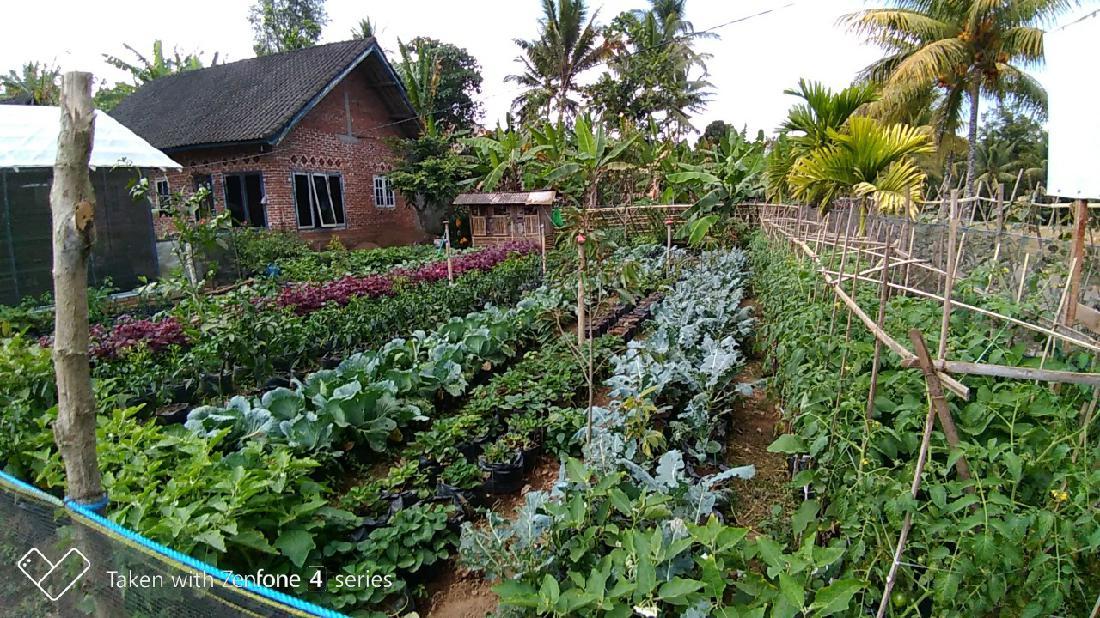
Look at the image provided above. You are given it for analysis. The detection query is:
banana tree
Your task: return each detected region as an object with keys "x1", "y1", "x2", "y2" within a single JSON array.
[
  {"x1": 397, "y1": 38, "x2": 442, "y2": 136},
  {"x1": 666, "y1": 128, "x2": 765, "y2": 245},
  {"x1": 545, "y1": 114, "x2": 635, "y2": 212},
  {"x1": 462, "y1": 126, "x2": 548, "y2": 192}
]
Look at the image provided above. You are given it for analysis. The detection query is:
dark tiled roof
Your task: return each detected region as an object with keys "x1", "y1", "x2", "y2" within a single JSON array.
[
  {"x1": 0, "y1": 93, "x2": 36, "y2": 105},
  {"x1": 112, "y1": 38, "x2": 417, "y2": 152}
]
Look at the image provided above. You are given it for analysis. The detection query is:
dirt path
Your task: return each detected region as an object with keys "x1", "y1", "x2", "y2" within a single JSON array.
[{"x1": 725, "y1": 305, "x2": 797, "y2": 532}]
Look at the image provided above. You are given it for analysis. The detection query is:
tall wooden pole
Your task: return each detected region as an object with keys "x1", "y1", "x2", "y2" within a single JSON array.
[
  {"x1": 938, "y1": 190, "x2": 959, "y2": 361},
  {"x1": 444, "y1": 220, "x2": 454, "y2": 285},
  {"x1": 50, "y1": 72, "x2": 105, "y2": 509},
  {"x1": 1065, "y1": 199, "x2": 1088, "y2": 338},
  {"x1": 577, "y1": 235, "x2": 586, "y2": 347}
]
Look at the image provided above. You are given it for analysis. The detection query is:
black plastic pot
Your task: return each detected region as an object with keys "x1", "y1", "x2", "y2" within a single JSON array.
[
  {"x1": 521, "y1": 444, "x2": 542, "y2": 473},
  {"x1": 457, "y1": 441, "x2": 482, "y2": 463},
  {"x1": 479, "y1": 451, "x2": 525, "y2": 494},
  {"x1": 263, "y1": 375, "x2": 292, "y2": 389},
  {"x1": 418, "y1": 456, "x2": 443, "y2": 484},
  {"x1": 154, "y1": 403, "x2": 190, "y2": 425},
  {"x1": 168, "y1": 383, "x2": 196, "y2": 405}
]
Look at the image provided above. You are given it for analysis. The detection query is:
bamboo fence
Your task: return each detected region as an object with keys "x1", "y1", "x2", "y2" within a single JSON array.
[{"x1": 751, "y1": 197, "x2": 1098, "y2": 612}]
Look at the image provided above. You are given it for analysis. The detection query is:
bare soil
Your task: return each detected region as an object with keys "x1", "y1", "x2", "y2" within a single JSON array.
[
  {"x1": 725, "y1": 303, "x2": 797, "y2": 532},
  {"x1": 423, "y1": 454, "x2": 561, "y2": 618}
]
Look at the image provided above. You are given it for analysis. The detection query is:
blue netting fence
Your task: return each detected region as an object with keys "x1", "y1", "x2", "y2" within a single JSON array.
[{"x1": 0, "y1": 470, "x2": 345, "y2": 618}]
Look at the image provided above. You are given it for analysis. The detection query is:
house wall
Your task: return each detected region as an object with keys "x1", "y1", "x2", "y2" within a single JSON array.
[{"x1": 153, "y1": 65, "x2": 426, "y2": 249}]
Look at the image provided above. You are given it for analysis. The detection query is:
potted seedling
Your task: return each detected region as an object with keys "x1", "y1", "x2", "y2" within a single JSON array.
[
  {"x1": 478, "y1": 440, "x2": 525, "y2": 494},
  {"x1": 501, "y1": 431, "x2": 541, "y2": 472}
]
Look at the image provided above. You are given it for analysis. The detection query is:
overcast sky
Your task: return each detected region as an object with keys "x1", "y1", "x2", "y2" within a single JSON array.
[{"x1": 1, "y1": 1, "x2": 1089, "y2": 136}]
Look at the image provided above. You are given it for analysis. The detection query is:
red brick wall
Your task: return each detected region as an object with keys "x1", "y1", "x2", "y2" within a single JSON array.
[{"x1": 152, "y1": 64, "x2": 426, "y2": 249}]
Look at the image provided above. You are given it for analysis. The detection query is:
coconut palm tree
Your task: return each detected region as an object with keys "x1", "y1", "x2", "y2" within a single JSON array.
[
  {"x1": 508, "y1": 0, "x2": 610, "y2": 124},
  {"x1": 845, "y1": 1, "x2": 1071, "y2": 198}
]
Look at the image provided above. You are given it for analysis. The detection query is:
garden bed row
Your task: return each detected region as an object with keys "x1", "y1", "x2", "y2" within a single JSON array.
[
  {"x1": 0, "y1": 244, "x2": 541, "y2": 456},
  {"x1": 454, "y1": 248, "x2": 848, "y2": 617},
  {"x1": 750, "y1": 232, "x2": 1100, "y2": 617}
]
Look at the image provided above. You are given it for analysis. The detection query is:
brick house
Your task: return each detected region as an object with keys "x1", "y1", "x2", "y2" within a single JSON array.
[{"x1": 112, "y1": 38, "x2": 427, "y2": 248}]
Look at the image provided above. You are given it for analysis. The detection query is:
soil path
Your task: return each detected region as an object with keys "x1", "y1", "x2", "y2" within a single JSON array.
[{"x1": 725, "y1": 301, "x2": 796, "y2": 531}]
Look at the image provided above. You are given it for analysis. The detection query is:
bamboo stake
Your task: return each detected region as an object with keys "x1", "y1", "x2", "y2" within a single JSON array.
[
  {"x1": 1039, "y1": 258, "x2": 1078, "y2": 376},
  {"x1": 444, "y1": 221, "x2": 454, "y2": 285},
  {"x1": 825, "y1": 271, "x2": 1100, "y2": 354},
  {"x1": 898, "y1": 358, "x2": 1100, "y2": 387},
  {"x1": 876, "y1": 329, "x2": 941, "y2": 618},
  {"x1": 782, "y1": 228, "x2": 970, "y2": 398},
  {"x1": 904, "y1": 225, "x2": 916, "y2": 290},
  {"x1": 50, "y1": 72, "x2": 105, "y2": 509},
  {"x1": 829, "y1": 209, "x2": 853, "y2": 337},
  {"x1": 1016, "y1": 253, "x2": 1031, "y2": 303},
  {"x1": 866, "y1": 234, "x2": 893, "y2": 420},
  {"x1": 938, "y1": 191, "x2": 960, "y2": 361}
]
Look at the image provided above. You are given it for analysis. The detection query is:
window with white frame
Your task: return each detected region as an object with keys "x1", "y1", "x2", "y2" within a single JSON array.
[
  {"x1": 373, "y1": 175, "x2": 396, "y2": 208},
  {"x1": 293, "y1": 172, "x2": 345, "y2": 228},
  {"x1": 154, "y1": 179, "x2": 170, "y2": 210}
]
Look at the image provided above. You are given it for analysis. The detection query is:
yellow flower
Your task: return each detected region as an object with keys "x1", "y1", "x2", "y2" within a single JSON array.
[
  {"x1": 1050, "y1": 489, "x2": 1069, "y2": 503},
  {"x1": 860, "y1": 457, "x2": 870, "y2": 466}
]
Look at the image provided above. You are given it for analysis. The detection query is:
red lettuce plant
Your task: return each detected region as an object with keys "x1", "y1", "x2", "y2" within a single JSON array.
[
  {"x1": 276, "y1": 242, "x2": 536, "y2": 315},
  {"x1": 40, "y1": 316, "x2": 190, "y2": 359}
]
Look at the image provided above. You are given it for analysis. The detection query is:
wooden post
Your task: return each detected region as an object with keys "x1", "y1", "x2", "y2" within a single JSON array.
[
  {"x1": 876, "y1": 331, "x2": 941, "y2": 618},
  {"x1": 938, "y1": 190, "x2": 959, "y2": 361},
  {"x1": 539, "y1": 221, "x2": 547, "y2": 276},
  {"x1": 995, "y1": 183, "x2": 1006, "y2": 236},
  {"x1": 1065, "y1": 199, "x2": 1088, "y2": 337},
  {"x1": 444, "y1": 220, "x2": 454, "y2": 285},
  {"x1": 50, "y1": 72, "x2": 105, "y2": 509},
  {"x1": 865, "y1": 233, "x2": 893, "y2": 420},
  {"x1": 665, "y1": 218, "x2": 673, "y2": 273},
  {"x1": 577, "y1": 235, "x2": 586, "y2": 347}
]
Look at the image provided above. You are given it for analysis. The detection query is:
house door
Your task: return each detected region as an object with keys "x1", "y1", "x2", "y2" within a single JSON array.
[{"x1": 223, "y1": 173, "x2": 266, "y2": 227}]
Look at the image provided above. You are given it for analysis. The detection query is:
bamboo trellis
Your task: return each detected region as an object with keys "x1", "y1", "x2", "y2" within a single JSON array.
[{"x1": 753, "y1": 202, "x2": 1100, "y2": 391}]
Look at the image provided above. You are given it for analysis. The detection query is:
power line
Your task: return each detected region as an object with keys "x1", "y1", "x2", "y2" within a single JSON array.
[{"x1": 361, "y1": 0, "x2": 804, "y2": 133}]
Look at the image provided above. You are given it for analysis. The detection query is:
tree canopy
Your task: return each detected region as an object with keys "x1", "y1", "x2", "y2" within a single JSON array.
[
  {"x1": 398, "y1": 38, "x2": 483, "y2": 131},
  {"x1": 249, "y1": 0, "x2": 328, "y2": 56}
]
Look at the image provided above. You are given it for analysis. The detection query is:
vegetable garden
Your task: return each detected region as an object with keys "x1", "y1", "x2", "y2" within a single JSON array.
[{"x1": 2, "y1": 202, "x2": 1099, "y2": 616}]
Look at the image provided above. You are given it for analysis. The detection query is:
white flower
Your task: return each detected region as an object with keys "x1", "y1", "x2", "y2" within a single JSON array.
[{"x1": 633, "y1": 605, "x2": 659, "y2": 617}]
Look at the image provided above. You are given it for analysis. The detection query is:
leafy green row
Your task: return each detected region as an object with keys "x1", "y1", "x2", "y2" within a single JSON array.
[
  {"x1": 183, "y1": 289, "x2": 562, "y2": 457},
  {"x1": 752, "y1": 232, "x2": 1100, "y2": 616},
  {"x1": 457, "y1": 248, "x2": 865, "y2": 617},
  {"x1": 320, "y1": 336, "x2": 624, "y2": 612}
]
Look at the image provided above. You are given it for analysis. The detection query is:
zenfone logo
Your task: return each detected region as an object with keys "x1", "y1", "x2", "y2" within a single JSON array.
[{"x1": 17, "y1": 547, "x2": 91, "y2": 601}]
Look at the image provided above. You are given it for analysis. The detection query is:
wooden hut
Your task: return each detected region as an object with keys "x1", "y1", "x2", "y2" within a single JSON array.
[{"x1": 454, "y1": 191, "x2": 556, "y2": 247}]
